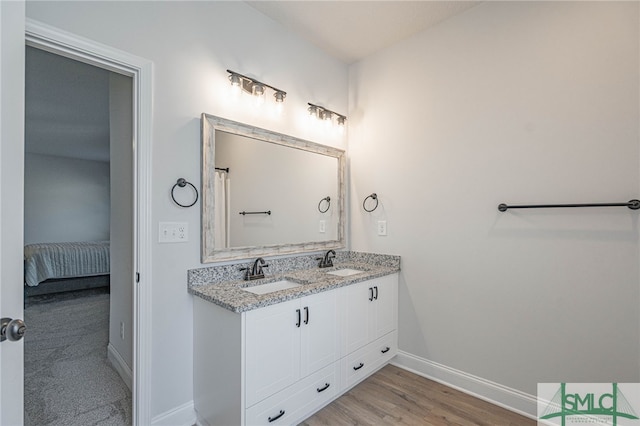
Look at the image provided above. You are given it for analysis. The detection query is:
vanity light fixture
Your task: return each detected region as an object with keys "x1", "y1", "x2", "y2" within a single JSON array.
[
  {"x1": 227, "y1": 69, "x2": 286, "y2": 104},
  {"x1": 307, "y1": 103, "x2": 347, "y2": 129}
]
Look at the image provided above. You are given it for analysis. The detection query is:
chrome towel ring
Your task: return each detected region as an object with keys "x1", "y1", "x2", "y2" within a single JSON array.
[
  {"x1": 171, "y1": 178, "x2": 198, "y2": 208},
  {"x1": 363, "y1": 193, "x2": 378, "y2": 212},
  {"x1": 318, "y1": 196, "x2": 331, "y2": 213}
]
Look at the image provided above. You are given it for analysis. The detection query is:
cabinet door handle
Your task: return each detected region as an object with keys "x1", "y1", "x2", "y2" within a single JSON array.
[
  {"x1": 268, "y1": 410, "x2": 285, "y2": 423},
  {"x1": 353, "y1": 362, "x2": 364, "y2": 371},
  {"x1": 374, "y1": 286, "x2": 379, "y2": 300},
  {"x1": 381, "y1": 346, "x2": 390, "y2": 354},
  {"x1": 304, "y1": 306, "x2": 309, "y2": 325},
  {"x1": 317, "y1": 383, "x2": 330, "y2": 393},
  {"x1": 295, "y1": 309, "x2": 301, "y2": 327},
  {"x1": 369, "y1": 287, "x2": 374, "y2": 301}
]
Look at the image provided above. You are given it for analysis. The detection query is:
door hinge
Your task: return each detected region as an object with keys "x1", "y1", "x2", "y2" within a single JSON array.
[{"x1": 136, "y1": 272, "x2": 140, "y2": 283}]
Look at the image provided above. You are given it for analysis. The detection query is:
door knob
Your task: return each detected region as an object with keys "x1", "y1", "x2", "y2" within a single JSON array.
[{"x1": 1, "y1": 317, "x2": 26, "y2": 342}]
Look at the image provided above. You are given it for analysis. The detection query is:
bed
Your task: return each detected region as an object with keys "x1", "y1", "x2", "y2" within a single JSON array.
[{"x1": 24, "y1": 241, "x2": 110, "y2": 296}]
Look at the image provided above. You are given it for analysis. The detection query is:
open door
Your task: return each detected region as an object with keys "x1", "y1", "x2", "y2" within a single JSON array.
[{"x1": 0, "y1": 1, "x2": 26, "y2": 425}]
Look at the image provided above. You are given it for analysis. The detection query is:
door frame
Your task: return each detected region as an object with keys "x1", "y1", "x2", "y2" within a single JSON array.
[{"x1": 25, "y1": 19, "x2": 153, "y2": 425}]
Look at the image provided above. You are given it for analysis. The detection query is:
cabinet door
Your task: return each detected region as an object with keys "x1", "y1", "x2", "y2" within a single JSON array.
[
  {"x1": 343, "y1": 280, "x2": 372, "y2": 354},
  {"x1": 245, "y1": 298, "x2": 301, "y2": 407},
  {"x1": 370, "y1": 274, "x2": 398, "y2": 340},
  {"x1": 299, "y1": 290, "x2": 339, "y2": 377}
]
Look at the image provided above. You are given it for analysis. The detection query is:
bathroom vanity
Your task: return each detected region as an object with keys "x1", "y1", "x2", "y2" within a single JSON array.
[
  {"x1": 193, "y1": 115, "x2": 398, "y2": 425},
  {"x1": 189, "y1": 252, "x2": 399, "y2": 426}
]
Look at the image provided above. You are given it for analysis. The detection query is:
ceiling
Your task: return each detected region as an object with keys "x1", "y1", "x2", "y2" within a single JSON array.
[{"x1": 245, "y1": 1, "x2": 480, "y2": 64}]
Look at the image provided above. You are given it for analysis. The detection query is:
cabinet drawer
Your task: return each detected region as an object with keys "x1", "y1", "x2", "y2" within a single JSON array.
[
  {"x1": 245, "y1": 362, "x2": 339, "y2": 426},
  {"x1": 343, "y1": 330, "x2": 397, "y2": 390}
]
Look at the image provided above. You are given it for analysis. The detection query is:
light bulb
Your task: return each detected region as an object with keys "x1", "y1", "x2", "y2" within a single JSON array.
[
  {"x1": 229, "y1": 74, "x2": 242, "y2": 97},
  {"x1": 252, "y1": 83, "x2": 265, "y2": 97},
  {"x1": 229, "y1": 73, "x2": 241, "y2": 87},
  {"x1": 252, "y1": 83, "x2": 265, "y2": 105},
  {"x1": 274, "y1": 91, "x2": 286, "y2": 103},
  {"x1": 320, "y1": 110, "x2": 332, "y2": 127}
]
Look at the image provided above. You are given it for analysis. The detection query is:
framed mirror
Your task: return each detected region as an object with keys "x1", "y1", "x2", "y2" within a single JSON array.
[{"x1": 201, "y1": 114, "x2": 346, "y2": 262}]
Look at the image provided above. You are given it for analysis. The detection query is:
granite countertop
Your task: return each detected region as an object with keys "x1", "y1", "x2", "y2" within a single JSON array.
[{"x1": 188, "y1": 261, "x2": 400, "y2": 313}]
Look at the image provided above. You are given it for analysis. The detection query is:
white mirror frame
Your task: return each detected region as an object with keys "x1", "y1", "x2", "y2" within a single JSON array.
[{"x1": 201, "y1": 113, "x2": 346, "y2": 262}]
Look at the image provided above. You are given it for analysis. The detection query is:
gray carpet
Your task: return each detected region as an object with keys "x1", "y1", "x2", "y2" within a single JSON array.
[{"x1": 24, "y1": 289, "x2": 132, "y2": 426}]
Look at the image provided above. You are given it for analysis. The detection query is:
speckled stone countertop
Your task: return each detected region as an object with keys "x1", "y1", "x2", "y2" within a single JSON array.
[{"x1": 188, "y1": 251, "x2": 400, "y2": 313}]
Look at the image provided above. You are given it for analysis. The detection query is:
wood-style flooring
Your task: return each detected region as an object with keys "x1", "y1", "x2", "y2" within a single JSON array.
[{"x1": 300, "y1": 365, "x2": 535, "y2": 425}]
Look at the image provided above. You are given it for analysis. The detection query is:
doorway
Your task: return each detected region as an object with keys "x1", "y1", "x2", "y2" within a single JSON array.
[
  {"x1": 24, "y1": 19, "x2": 154, "y2": 425},
  {"x1": 23, "y1": 45, "x2": 133, "y2": 424}
]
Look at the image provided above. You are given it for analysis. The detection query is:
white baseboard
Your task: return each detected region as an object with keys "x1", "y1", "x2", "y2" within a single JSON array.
[
  {"x1": 151, "y1": 400, "x2": 197, "y2": 426},
  {"x1": 107, "y1": 343, "x2": 132, "y2": 391},
  {"x1": 392, "y1": 351, "x2": 537, "y2": 420}
]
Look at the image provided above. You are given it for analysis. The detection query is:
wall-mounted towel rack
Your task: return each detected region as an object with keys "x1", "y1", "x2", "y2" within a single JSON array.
[
  {"x1": 318, "y1": 196, "x2": 331, "y2": 213},
  {"x1": 363, "y1": 193, "x2": 378, "y2": 212},
  {"x1": 498, "y1": 199, "x2": 640, "y2": 212},
  {"x1": 215, "y1": 167, "x2": 229, "y2": 173},
  {"x1": 239, "y1": 210, "x2": 271, "y2": 216},
  {"x1": 171, "y1": 178, "x2": 198, "y2": 208}
]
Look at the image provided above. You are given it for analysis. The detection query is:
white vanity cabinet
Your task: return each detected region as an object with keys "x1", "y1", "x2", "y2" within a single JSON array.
[
  {"x1": 342, "y1": 274, "x2": 398, "y2": 388},
  {"x1": 193, "y1": 272, "x2": 398, "y2": 426},
  {"x1": 343, "y1": 274, "x2": 398, "y2": 354},
  {"x1": 244, "y1": 290, "x2": 340, "y2": 407}
]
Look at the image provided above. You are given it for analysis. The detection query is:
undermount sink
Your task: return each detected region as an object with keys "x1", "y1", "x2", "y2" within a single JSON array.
[
  {"x1": 325, "y1": 268, "x2": 365, "y2": 277},
  {"x1": 242, "y1": 280, "x2": 302, "y2": 295}
]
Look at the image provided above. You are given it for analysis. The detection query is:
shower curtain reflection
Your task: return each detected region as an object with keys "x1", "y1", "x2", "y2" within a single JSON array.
[{"x1": 214, "y1": 171, "x2": 229, "y2": 248}]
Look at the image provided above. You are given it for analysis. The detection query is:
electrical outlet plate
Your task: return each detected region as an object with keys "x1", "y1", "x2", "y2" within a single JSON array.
[
  {"x1": 319, "y1": 220, "x2": 326, "y2": 233},
  {"x1": 159, "y1": 222, "x2": 189, "y2": 243}
]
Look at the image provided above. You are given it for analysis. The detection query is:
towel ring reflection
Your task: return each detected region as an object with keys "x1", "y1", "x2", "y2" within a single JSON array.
[
  {"x1": 363, "y1": 193, "x2": 378, "y2": 212},
  {"x1": 318, "y1": 196, "x2": 331, "y2": 213},
  {"x1": 171, "y1": 178, "x2": 198, "y2": 208}
]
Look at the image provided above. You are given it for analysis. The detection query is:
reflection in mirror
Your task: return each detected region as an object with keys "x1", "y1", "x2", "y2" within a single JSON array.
[
  {"x1": 215, "y1": 132, "x2": 339, "y2": 247},
  {"x1": 201, "y1": 114, "x2": 345, "y2": 262}
]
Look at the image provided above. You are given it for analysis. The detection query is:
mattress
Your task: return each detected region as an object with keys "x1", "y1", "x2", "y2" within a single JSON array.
[{"x1": 24, "y1": 241, "x2": 110, "y2": 287}]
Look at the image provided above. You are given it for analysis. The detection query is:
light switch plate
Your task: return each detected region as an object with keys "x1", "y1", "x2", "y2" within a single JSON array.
[
  {"x1": 159, "y1": 222, "x2": 189, "y2": 243},
  {"x1": 377, "y1": 220, "x2": 387, "y2": 236}
]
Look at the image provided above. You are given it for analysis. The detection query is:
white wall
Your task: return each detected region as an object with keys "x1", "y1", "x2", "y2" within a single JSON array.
[
  {"x1": 24, "y1": 153, "x2": 110, "y2": 244},
  {"x1": 26, "y1": 1, "x2": 348, "y2": 420},
  {"x1": 349, "y1": 0, "x2": 639, "y2": 401},
  {"x1": 109, "y1": 72, "x2": 134, "y2": 376}
]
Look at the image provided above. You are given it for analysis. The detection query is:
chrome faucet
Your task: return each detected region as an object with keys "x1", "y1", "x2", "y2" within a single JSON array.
[
  {"x1": 317, "y1": 250, "x2": 336, "y2": 268},
  {"x1": 240, "y1": 257, "x2": 269, "y2": 280}
]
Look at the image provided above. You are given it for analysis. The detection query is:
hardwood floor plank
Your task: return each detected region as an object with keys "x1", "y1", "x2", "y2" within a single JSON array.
[{"x1": 300, "y1": 365, "x2": 534, "y2": 426}]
